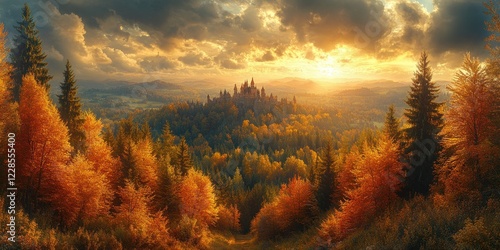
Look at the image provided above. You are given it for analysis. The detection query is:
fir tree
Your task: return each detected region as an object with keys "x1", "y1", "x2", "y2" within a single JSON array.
[
  {"x1": 316, "y1": 140, "x2": 336, "y2": 211},
  {"x1": 175, "y1": 137, "x2": 193, "y2": 176},
  {"x1": 403, "y1": 51, "x2": 443, "y2": 196},
  {"x1": 384, "y1": 104, "x2": 400, "y2": 141},
  {"x1": 10, "y1": 4, "x2": 52, "y2": 100},
  {"x1": 58, "y1": 60, "x2": 84, "y2": 153}
]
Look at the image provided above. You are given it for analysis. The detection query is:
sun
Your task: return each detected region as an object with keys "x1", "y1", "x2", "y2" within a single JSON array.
[
  {"x1": 315, "y1": 57, "x2": 340, "y2": 78},
  {"x1": 318, "y1": 64, "x2": 336, "y2": 77}
]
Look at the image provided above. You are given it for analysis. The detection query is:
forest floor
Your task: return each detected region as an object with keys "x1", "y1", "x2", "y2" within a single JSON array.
[
  {"x1": 210, "y1": 232, "x2": 258, "y2": 249},
  {"x1": 210, "y1": 228, "x2": 318, "y2": 250}
]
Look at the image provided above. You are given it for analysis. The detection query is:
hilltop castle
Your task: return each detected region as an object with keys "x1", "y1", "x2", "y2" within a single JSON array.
[
  {"x1": 206, "y1": 78, "x2": 296, "y2": 117},
  {"x1": 207, "y1": 78, "x2": 295, "y2": 104}
]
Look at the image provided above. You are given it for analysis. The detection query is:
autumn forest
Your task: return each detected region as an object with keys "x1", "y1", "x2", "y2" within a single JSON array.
[{"x1": 1, "y1": 1, "x2": 500, "y2": 249}]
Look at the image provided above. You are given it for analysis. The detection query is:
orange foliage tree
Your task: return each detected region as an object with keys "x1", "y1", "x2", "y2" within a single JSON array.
[
  {"x1": 437, "y1": 53, "x2": 499, "y2": 204},
  {"x1": 319, "y1": 137, "x2": 403, "y2": 242},
  {"x1": 275, "y1": 176, "x2": 318, "y2": 231},
  {"x1": 251, "y1": 177, "x2": 318, "y2": 239},
  {"x1": 82, "y1": 112, "x2": 121, "y2": 188},
  {"x1": 18, "y1": 74, "x2": 71, "y2": 213},
  {"x1": 50, "y1": 155, "x2": 112, "y2": 225},
  {"x1": 216, "y1": 204, "x2": 241, "y2": 232},
  {"x1": 0, "y1": 24, "x2": 19, "y2": 190},
  {"x1": 177, "y1": 169, "x2": 218, "y2": 228},
  {"x1": 115, "y1": 180, "x2": 154, "y2": 231},
  {"x1": 130, "y1": 139, "x2": 159, "y2": 191},
  {"x1": 114, "y1": 180, "x2": 171, "y2": 248}
]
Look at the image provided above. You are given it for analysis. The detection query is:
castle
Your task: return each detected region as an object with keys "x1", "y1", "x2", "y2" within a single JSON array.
[
  {"x1": 206, "y1": 78, "x2": 296, "y2": 117},
  {"x1": 207, "y1": 78, "x2": 296, "y2": 104}
]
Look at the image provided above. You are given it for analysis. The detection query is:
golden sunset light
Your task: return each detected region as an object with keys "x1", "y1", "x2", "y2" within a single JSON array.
[
  {"x1": 1, "y1": 0, "x2": 499, "y2": 249},
  {"x1": 0, "y1": 0, "x2": 490, "y2": 85}
]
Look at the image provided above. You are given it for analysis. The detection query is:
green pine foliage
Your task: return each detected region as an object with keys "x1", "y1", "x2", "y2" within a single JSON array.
[
  {"x1": 10, "y1": 4, "x2": 52, "y2": 100},
  {"x1": 175, "y1": 137, "x2": 194, "y2": 176},
  {"x1": 404, "y1": 52, "x2": 443, "y2": 142},
  {"x1": 384, "y1": 104, "x2": 400, "y2": 141},
  {"x1": 316, "y1": 140, "x2": 336, "y2": 211},
  {"x1": 58, "y1": 60, "x2": 85, "y2": 153},
  {"x1": 403, "y1": 51, "x2": 444, "y2": 196}
]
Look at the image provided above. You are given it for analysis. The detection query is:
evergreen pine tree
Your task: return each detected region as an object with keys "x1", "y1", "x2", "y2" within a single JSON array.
[
  {"x1": 58, "y1": 60, "x2": 84, "y2": 153},
  {"x1": 175, "y1": 137, "x2": 193, "y2": 176},
  {"x1": 403, "y1": 51, "x2": 443, "y2": 196},
  {"x1": 10, "y1": 4, "x2": 52, "y2": 100},
  {"x1": 316, "y1": 140, "x2": 336, "y2": 211},
  {"x1": 384, "y1": 104, "x2": 400, "y2": 141}
]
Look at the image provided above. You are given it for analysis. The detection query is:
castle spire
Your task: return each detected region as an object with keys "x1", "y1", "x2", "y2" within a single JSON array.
[
  {"x1": 234, "y1": 84, "x2": 238, "y2": 96},
  {"x1": 251, "y1": 77, "x2": 255, "y2": 87}
]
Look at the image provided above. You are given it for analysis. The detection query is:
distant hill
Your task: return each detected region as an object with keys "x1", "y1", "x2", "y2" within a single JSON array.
[{"x1": 335, "y1": 87, "x2": 377, "y2": 96}]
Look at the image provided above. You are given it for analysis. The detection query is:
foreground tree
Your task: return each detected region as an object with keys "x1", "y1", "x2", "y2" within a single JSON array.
[
  {"x1": 437, "y1": 53, "x2": 499, "y2": 204},
  {"x1": 114, "y1": 180, "x2": 172, "y2": 248},
  {"x1": 0, "y1": 24, "x2": 11, "y2": 84},
  {"x1": 485, "y1": 0, "x2": 500, "y2": 75},
  {"x1": 177, "y1": 169, "x2": 218, "y2": 228},
  {"x1": 0, "y1": 24, "x2": 19, "y2": 191},
  {"x1": 10, "y1": 4, "x2": 52, "y2": 100},
  {"x1": 403, "y1": 52, "x2": 443, "y2": 196},
  {"x1": 50, "y1": 155, "x2": 112, "y2": 225},
  {"x1": 18, "y1": 74, "x2": 71, "y2": 213},
  {"x1": 485, "y1": 1, "x2": 500, "y2": 148},
  {"x1": 82, "y1": 112, "x2": 121, "y2": 188},
  {"x1": 319, "y1": 137, "x2": 403, "y2": 242},
  {"x1": 175, "y1": 137, "x2": 193, "y2": 176},
  {"x1": 316, "y1": 140, "x2": 337, "y2": 211},
  {"x1": 251, "y1": 177, "x2": 318, "y2": 240},
  {"x1": 58, "y1": 60, "x2": 84, "y2": 153}
]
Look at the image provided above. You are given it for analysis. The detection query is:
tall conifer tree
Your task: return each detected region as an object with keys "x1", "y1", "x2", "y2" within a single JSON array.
[
  {"x1": 403, "y1": 52, "x2": 443, "y2": 196},
  {"x1": 175, "y1": 137, "x2": 193, "y2": 176},
  {"x1": 384, "y1": 104, "x2": 400, "y2": 142},
  {"x1": 58, "y1": 60, "x2": 84, "y2": 153},
  {"x1": 316, "y1": 140, "x2": 336, "y2": 211},
  {"x1": 10, "y1": 4, "x2": 52, "y2": 100}
]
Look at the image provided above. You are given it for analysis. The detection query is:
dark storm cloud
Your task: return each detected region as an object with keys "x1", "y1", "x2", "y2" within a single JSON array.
[
  {"x1": 57, "y1": 0, "x2": 224, "y2": 50},
  {"x1": 426, "y1": 0, "x2": 489, "y2": 56},
  {"x1": 276, "y1": 0, "x2": 392, "y2": 52},
  {"x1": 396, "y1": 1, "x2": 426, "y2": 26},
  {"x1": 392, "y1": 1, "x2": 426, "y2": 49}
]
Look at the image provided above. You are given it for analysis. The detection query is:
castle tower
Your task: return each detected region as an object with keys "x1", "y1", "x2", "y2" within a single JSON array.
[
  {"x1": 234, "y1": 84, "x2": 238, "y2": 96},
  {"x1": 261, "y1": 87, "x2": 266, "y2": 98},
  {"x1": 251, "y1": 77, "x2": 255, "y2": 88}
]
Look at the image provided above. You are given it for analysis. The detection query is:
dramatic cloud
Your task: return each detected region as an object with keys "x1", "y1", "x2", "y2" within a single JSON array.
[
  {"x1": 179, "y1": 52, "x2": 212, "y2": 66},
  {"x1": 0, "y1": 0, "x2": 493, "y2": 82},
  {"x1": 426, "y1": 0, "x2": 490, "y2": 56},
  {"x1": 276, "y1": 0, "x2": 392, "y2": 52}
]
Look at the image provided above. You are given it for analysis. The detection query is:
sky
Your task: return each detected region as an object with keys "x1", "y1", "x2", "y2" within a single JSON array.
[{"x1": 0, "y1": 0, "x2": 494, "y2": 85}]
